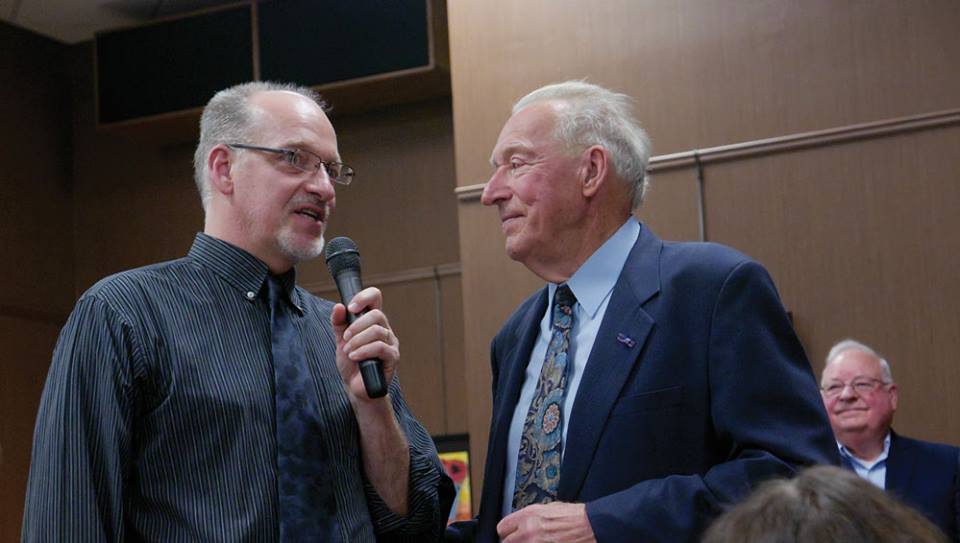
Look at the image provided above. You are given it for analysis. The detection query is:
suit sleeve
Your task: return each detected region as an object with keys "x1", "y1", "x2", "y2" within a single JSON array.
[
  {"x1": 585, "y1": 260, "x2": 840, "y2": 542},
  {"x1": 22, "y1": 296, "x2": 140, "y2": 542},
  {"x1": 362, "y1": 377, "x2": 456, "y2": 541}
]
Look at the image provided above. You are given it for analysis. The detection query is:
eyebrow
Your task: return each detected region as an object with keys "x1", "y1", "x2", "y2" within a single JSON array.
[
  {"x1": 490, "y1": 142, "x2": 534, "y2": 167},
  {"x1": 282, "y1": 140, "x2": 341, "y2": 162},
  {"x1": 822, "y1": 376, "x2": 881, "y2": 384}
]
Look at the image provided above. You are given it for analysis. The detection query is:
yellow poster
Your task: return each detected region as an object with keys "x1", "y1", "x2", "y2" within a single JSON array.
[{"x1": 439, "y1": 450, "x2": 472, "y2": 523}]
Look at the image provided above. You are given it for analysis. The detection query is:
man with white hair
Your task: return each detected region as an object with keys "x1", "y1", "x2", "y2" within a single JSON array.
[
  {"x1": 821, "y1": 339, "x2": 960, "y2": 541},
  {"x1": 448, "y1": 81, "x2": 839, "y2": 542},
  {"x1": 23, "y1": 81, "x2": 452, "y2": 542}
]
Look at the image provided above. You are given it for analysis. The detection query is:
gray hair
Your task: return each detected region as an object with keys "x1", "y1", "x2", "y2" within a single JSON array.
[
  {"x1": 192, "y1": 81, "x2": 325, "y2": 210},
  {"x1": 825, "y1": 338, "x2": 894, "y2": 383},
  {"x1": 513, "y1": 80, "x2": 652, "y2": 210}
]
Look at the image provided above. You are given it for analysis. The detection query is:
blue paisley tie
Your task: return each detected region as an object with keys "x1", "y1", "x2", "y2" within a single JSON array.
[
  {"x1": 512, "y1": 285, "x2": 577, "y2": 510},
  {"x1": 267, "y1": 275, "x2": 340, "y2": 541}
]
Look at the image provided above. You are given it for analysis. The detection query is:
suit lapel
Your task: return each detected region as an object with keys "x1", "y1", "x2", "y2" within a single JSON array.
[
  {"x1": 558, "y1": 227, "x2": 662, "y2": 500},
  {"x1": 839, "y1": 454, "x2": 855, "y2": 471},
  {"x1": 481, "y1": 289, "x2": 548, "y2": 522},
  {"x1": 885, "y1": 432, "x2": 914, "y2": 495}
]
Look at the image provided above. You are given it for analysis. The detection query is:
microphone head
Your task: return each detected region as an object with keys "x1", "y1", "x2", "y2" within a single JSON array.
[{"x1": 324, "y1": 236, "x2": 361, "y2": 277}]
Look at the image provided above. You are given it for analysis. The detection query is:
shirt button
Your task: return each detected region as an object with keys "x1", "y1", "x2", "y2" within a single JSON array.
[{"x1": 246, "y1": 291, "x2": 255, "y2": 300}]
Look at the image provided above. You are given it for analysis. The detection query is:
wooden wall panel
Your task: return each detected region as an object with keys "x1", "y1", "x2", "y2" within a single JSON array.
[
  {"x1": 636, "y1": 168, "x2": 702, "y2": 242},
  {"x1": 448, "y1": 0, "x2": 960, "y2": 187},
  {"x1": 0, "y1": 317, "x2": 62, "y2": 543},
  {"x1": 439, "y1": 274, "x2": 468, "y2": 435},
  {"x1": 1, "y1": 22, "x2": 73, "y2": 541},
  {"x1": 378, "y1": 280, "x2": 447, "y2": 434},
  {"x1": 703, "y1": 126, "x2": 960, "y2": 443},
  {"x1": 0, "y1": 23, "x2": 73, "y2": 315},
  {"x1": 71, "y1": 134, "x2": 203, "y2": 290}
]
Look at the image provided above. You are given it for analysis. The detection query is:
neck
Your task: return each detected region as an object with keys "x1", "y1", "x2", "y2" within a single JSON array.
[
  {"x1": 204, "y1": 213, "x2": 294, "y2": 275},
  {"x1": 531, "y1": 213, "x2": 631, "y2": 284}
]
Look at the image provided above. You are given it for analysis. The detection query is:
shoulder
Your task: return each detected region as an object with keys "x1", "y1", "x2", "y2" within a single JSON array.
[
  {"x1": 654, "y1": 240, "x2": 772, "y2": 296},
  {"x1": 893, "y1": 433, "x2": 960, "y2": 461},
  {"x1": 80, "y1": 257, "x2": 194, "y2": 313},
  {"x1": 659, "y1": 240, "x2": 754, "y2": 274}
]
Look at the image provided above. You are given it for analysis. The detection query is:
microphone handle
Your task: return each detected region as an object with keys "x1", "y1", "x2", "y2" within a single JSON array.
[{"x1": 335, "y1": 271, "x2": 388, "y2": 398}]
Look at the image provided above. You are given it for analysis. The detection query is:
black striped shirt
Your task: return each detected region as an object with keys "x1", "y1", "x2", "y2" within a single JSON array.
[{"x1": 22, "y1": 233, "x2": 451, "y2": 542}]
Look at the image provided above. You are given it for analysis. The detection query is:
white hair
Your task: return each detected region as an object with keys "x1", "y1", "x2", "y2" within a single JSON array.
[
  {"x1": 825, "y1": 338, "x2": 894, "y2": 383},
  {"x1": 192, "y1": 81, "x2": 325, "y2": 210},
  {"x1": 513, "y1": 80, "x2": 652, "y2": 210}
]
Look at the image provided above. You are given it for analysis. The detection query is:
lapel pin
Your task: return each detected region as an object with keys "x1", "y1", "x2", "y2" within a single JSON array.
[{"x1": 616, "y1": 333, "x2": 636, "y2": 348}]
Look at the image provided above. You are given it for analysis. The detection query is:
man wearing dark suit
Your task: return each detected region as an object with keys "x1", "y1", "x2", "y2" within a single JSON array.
[
  {"x1": 450, "y1": 81, "x2": 839, "y2": 542},
  {"x1": 821, "y1": 339, "x2": 960, "y2": 541}
]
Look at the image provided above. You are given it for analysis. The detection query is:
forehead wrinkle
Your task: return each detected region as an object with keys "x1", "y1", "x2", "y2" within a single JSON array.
[{"x1": 248, "y1": 91, "x2": 338, "y2": 157}]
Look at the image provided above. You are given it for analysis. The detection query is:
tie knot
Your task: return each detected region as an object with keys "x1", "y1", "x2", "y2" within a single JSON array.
[
  {"x1": 552, "y1": 285, "x2": 576, "y2": 329},
  {"x1": 554, "y1": 285, "x2": 576, "y2": 308}
]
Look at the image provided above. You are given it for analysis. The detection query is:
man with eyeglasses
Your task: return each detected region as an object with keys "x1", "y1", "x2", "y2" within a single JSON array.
[
  {"x1": 22, "y1": 81, "x2": 453, "y2": 542},
  {"x1": 821, "y1": 338, "x2": 959, "y2": 540}
]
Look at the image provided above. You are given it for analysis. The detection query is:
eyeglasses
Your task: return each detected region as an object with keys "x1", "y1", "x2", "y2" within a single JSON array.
[
  {"x1": 820, "y1": 378, "x2": 889, "y2": 399},
  {"x1": 227, "y1": 143, "x2": 355, "y2": 186}
]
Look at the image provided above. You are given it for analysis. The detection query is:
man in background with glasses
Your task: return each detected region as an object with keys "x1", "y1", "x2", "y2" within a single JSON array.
[
  {"x1": 821, "y1": 339, "x2": 959, "y2": 540},
  {"x1": 23, "y1": 81, "x2": 452, "y2": 542}
]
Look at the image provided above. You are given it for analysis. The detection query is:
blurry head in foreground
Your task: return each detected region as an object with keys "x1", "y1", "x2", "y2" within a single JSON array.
[{"x1": 702, "y1": 465, "x2": 946, "y2": 543}]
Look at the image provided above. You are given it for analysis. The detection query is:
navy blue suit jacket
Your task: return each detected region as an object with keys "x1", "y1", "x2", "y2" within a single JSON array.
[
  {"x1": 459, "y1": 224, "x2": 839, "y2": 542},
  {"x1": 843, "y1": 432, "x2": 960, "y2": 541}
]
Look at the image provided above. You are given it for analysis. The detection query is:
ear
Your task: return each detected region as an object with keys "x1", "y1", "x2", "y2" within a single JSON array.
[
  {"x1": 207, "y1": 144, "x2": 236, "y2": 196},
  {"x1": 580, "y1": 145, "x2": 609, "y2": 198},
  {"x1": 888, "y1": 383, "x2": 898, "y2": 411}
]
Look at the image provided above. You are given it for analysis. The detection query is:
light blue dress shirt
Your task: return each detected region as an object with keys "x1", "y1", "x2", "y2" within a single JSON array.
[
  {"x1": 501, "y1": 219, "x2": 641, "y2": 518},
  {"x1": 839, "y1": 432, "x2": 891, "y2": 489}
]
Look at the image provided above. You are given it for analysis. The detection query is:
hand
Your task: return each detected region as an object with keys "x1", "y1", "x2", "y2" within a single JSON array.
[
  {"x1": 330, "y1": 286, "x2": 399, "y2": 402},
  {"x1": 497, "y1": 502, "x2": 596, "y2": 543}
]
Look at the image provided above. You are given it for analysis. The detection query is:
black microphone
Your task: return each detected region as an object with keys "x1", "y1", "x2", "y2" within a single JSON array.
[{"x1": 324, "y1": 237, "x2": 388, "y2": 399}]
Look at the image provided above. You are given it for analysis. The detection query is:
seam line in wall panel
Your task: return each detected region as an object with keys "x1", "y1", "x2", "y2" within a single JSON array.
[{"x1": 694, "y1": 149, "x2": 706, "y2": 242}]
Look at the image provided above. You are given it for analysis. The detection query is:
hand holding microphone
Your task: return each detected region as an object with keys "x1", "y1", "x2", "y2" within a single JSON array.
[{"x1": 324, "y1": 237, "x2": 390, "y2": 399}]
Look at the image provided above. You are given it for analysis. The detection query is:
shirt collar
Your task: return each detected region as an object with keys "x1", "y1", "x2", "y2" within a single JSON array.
[
  {"x1": 549, "y1": 218, "x2": 640, "y2": 318},
  {"x1": 837, "y1": 432, "x2": 891, "y2": 468},
  {"x1": 187, "y1": 233, "x2": 304, "y2": 314}
]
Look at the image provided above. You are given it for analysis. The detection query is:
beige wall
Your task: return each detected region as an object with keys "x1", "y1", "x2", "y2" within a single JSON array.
[
  {"x1": 448, "y1": 0, "x2": 960, "y2": 498},
  {"x1": 0, "y1": 22, "x2": 74, "y2": 543}
]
